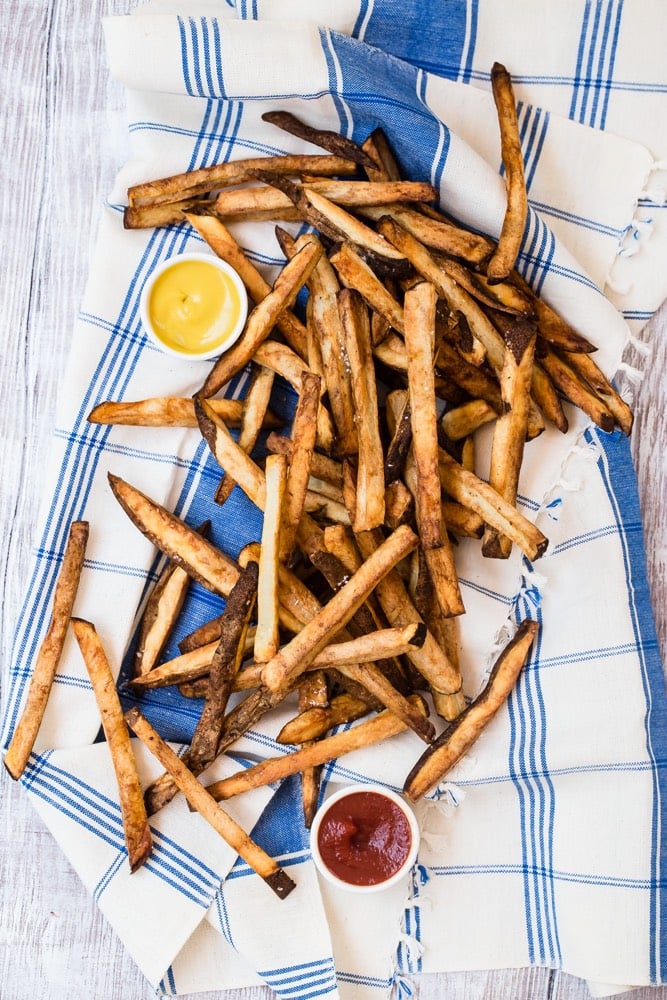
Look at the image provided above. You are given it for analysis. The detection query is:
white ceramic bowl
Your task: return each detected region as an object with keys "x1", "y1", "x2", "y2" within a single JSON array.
[
  {"x1": 139, "y1": 251, "x2": 248, "y2": 361},
  {"x1": 309, "y1": 783, "x2": 420, "y2": 893}
]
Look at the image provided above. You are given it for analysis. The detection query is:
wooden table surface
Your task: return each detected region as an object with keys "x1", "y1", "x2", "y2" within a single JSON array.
[{"x1": 2, "y1": 3, "x2": 666, "y2": 999}]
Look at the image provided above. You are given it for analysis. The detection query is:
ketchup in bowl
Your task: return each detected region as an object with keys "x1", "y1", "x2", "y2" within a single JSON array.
[{"x1": 310, "y1": 785, "x2": 420, "y2": 892}]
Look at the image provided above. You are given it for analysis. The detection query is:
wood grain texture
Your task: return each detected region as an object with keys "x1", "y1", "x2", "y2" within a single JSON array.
[{"x1": 1, "y1": 3, "x2": 666, "y2": 1000}]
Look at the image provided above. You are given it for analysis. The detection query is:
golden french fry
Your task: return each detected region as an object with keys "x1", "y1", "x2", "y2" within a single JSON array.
[
  {"x1": 403, "y1": 282, "x2": 443, "y2": 551},
  {"x1": 201, "y1": 239, "x2": 322, "y2": 398},
  {"x1": 260, "y1": 524, "x2": 419, "y2": 694},
  {"x1": 124, "y1": 199, "x2": 200, "y2": 229},
  {"x1": 108, "y1": 474, "x2": 239, "y2": 597},
  {"x1": 539, "y1": 347, "x2": 615, "y2": 432},
  {"x1": 266, "y1": 434, "x2": 343, "y2": 489},
  {"x1": 133, "y1": 560, "x2": 192, "y2": 677},
  {"x1": 254, "y1": 455, "x2": 287, "y2": 663},
  {"x1": 71, "y1": 619, "x2": 151, "y2": 872},
  {"x1": 439, "y1": 399, "x2": 498, "y2": 441},
  {"x1": 359, "y1": 203, "x2": 494, "y2": 265},
  {"x1": 4, "y1": 521, "x2": 89, "y2": 780},
  {"x1": 281, "y1": 372, "x2": 321, "y2": 561},
  {"x1": 278, "y1": 693, "x2": 370, "y2": 745},
  {"x1": 438, "y1": 449, "x2": 548, "y2": 560},
  {"x1": 125, "y1": 707, "x2": 295, "y2": 898},
  {"x1": 128, "y1": 153, "x2": 359, "y2": 207},
  {"x1": 87, "y1": 396, "x2": 277, "y2": 429},
  {"x1": 354, "y1": 528, "x2": 464, "y2": 719},
  {"x1": 214, "y1": 179, "x2": 437, "y2": 217},
  {"x1": 486, "y1": 63, "x2": 529, "y2": 282},
  {"x1": 404, "y1": 620, "x2": 539, "y2": 799},
  {"x1": 338, "y1": 288, "x2": 385, "y2": 532},
  {"x1": 307, "y1": 250, "x2": 358, "y2": 457},
  {"x1": 330, "y1": 242, "x2": 405, "y2": 334},
  {"x1": 206, "y1": 695, "x2": 428, "y2": 800},
  {"x1": 215, "y1": 366, "x2": 276, "y2": 505}
]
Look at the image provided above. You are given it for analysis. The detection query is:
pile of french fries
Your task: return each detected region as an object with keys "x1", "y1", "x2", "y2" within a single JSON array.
[{"x1": 5, "y1": 65, "x2": 633, "y2": 897}]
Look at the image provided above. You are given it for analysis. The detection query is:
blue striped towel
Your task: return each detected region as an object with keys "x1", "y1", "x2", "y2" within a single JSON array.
[{"x1": 3, "y1": 2, "x2": 666, "y2": 998}]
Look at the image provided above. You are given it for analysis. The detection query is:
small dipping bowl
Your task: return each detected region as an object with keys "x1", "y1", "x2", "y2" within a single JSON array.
[
  {"x1": 310, "y1": 783, "x2": 420, "y2": 893},
  {"x1": 139, "y1": 252, "x2": 248, "y2": 361}
]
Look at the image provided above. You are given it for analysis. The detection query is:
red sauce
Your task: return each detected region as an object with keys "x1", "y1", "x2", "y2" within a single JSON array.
[{"x1": 316, "y1": 791, "x2": 413, "y2": 886}]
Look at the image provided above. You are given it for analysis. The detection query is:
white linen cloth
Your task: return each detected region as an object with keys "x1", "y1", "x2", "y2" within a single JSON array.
[{"x1": 2, "y1": 2, "x2": 667, "y2": 998}]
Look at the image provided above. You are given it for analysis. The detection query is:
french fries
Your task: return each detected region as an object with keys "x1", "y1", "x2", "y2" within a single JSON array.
[
  {"x1": 404, "y1": 620, "x2": 539, "y2": 800},
  {"x1": 4, "y1": 520, "x2": 88, "y2": 780},
  {"x1": 16, "y1": 66, "x2": 636, "y2": 903},
  {"x1": 125, "y1": 707, "x2": 295, "y2": 898},
  {"x1": 486, "y1": 62, "x2": 528, "y2": 282},
  {"x1": 72, "y1": 619, "x2": 152, "y2": 872}
]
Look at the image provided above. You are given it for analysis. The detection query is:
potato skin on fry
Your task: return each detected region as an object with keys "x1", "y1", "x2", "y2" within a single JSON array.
[{"x1": 403, "y1": 619, "x2": 539, "y2": 801}]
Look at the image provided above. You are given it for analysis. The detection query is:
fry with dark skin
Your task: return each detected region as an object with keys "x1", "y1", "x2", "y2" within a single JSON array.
[
  {"x1": 486, "y1": 63, "x2": 528, "y2": 282},
  {"x1": 278, "y1": 693, "x2": 370, "y2": 745},
  {"x1": 125, "y1": 707, "x2": 295, "y2": 899},
  {"x1": 261, "y1": 110, "x2": 378, "y2": 171},
  {"x1": 4, "y1": 521, "x2": 89, "y2": 780},
  {"x1": 403, "y1": 620, "x2": 539, "y2": 800},
  {"x1": 280, "y1": 372, "x2": 321, "y2": 562},
  {"x1": 188, "y1": 562, "x2": 259, "y2": 772},
  {"x1": 71, "y1": 619, "x2": 152, "y2": 872}
]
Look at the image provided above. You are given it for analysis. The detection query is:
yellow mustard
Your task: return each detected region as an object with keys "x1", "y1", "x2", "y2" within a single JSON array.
[{"x1": 148, "y1": 258, "x2": 243, "y2": 355}]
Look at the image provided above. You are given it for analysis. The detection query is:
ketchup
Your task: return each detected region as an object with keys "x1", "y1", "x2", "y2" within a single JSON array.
[{"x1": 316, "y1": 790, "x2": 413, "y2": 886}]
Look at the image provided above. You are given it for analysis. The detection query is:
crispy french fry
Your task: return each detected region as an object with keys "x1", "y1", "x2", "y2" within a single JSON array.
[
  {"x1": 215, "y1": 366, "x2": 275, "y2": 505},
  {"x1": 440, "y1": 399, "x2": 498, "y2": 441},
  {"x1": 384, "y1": 392, "x2": 413, "y2": 484},
  {"x1": 71, "y1": 619, "x2": 151, "y2": 872},
  {"x1": 306, "y1": 250, "x2": 358, "y2": 457},
  {"x1": 108, "y1": 474, "x2": 240, "y2": 596},
  {"x1": 254, "y1": 455, "x2": 287, "y2": 663},
  {"x1": 133, "y1": 520, "x2": 208, "y2": 677},
  {"x1": 260, "y1": 524, "x2": 419, "y2": 693},
  {"x1": 510, "y1": 270, "x2": 596, "y2": 353},
  {"x1": 482, "y1": 321, "x2": 537, "y2": 558},
  {"x1": 87, "y1": 396, "x2": 276, "y2": 429},
  {"x1": 201, "y1": 239, "x2": 322, "y2": 398},
  {"x1": 253, "y1": 340, "x2": 336, "y2": 454},
  {"x1": 206, "y1": 695, "x2": 428, "y2": 800},
  {"x1": 385, "y1": 478, "x2": 416, "y2": 529},
  {"x1": 125, "y1": 707, "x2": 295, "y2": 898},
  {"x1": 130, "y1": 641, "x2": 219, "y2": 690},
  {"x1": 261, "y1": 111, "x2": 378, "y2": 170},
  {"x1": 128, "y1": 153, "x2": 359, "y2": 207},
  {"x1": 278, "y1": 693, "x2": 370, "y2": 745},
  {"x1": 339, "y1": 288, "x2": 386, "y2": 531},
  {"x1": 196, "y1": 396, "x2": 267, "y2": 510},
  {"x1": 403, "y1": 282, "x2": 444, "y2": 550},
  {"x1": 188, "y1": 562, "x2": 259, "y2": 772},
  {"x1": 539, "y1": 347, "x2": 615, "y2": 432},
  {"x1": 486, "y1": 63, "x2": 528, "y2": 282},
  {"x1": 438, "y1": 450, "x2": 548, "y2": 560},
  {"x1": 359, "y1": 203, "x2": 494, "y2": 265},
  {"x1": 123, "y1": 199, "x2": 200, "y2": 230},
  {"x1": 404, "y1": 620, "x2": 539, "y2": 799},
  {"x1": 330, "y1": 242, "x2": 405, "y2": 334},
  {"x1": 281, "y1": 372, "x2": 321, "y2": 561},
  {"x1": 214, "y1": 179, "x2": 437, "y2": 217},
  {"x1": 354, "y1": 528, "x2": 464, "y2": 717},
  {"x1": 361, "y1": 127, "x2": 403, "y2": 182},
  {"x1": 4, "y1": 521, "x2": 89, "y2": 780},
  {"x1": 561, "y1": 349, "x2": 633, "y2": 435}
]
